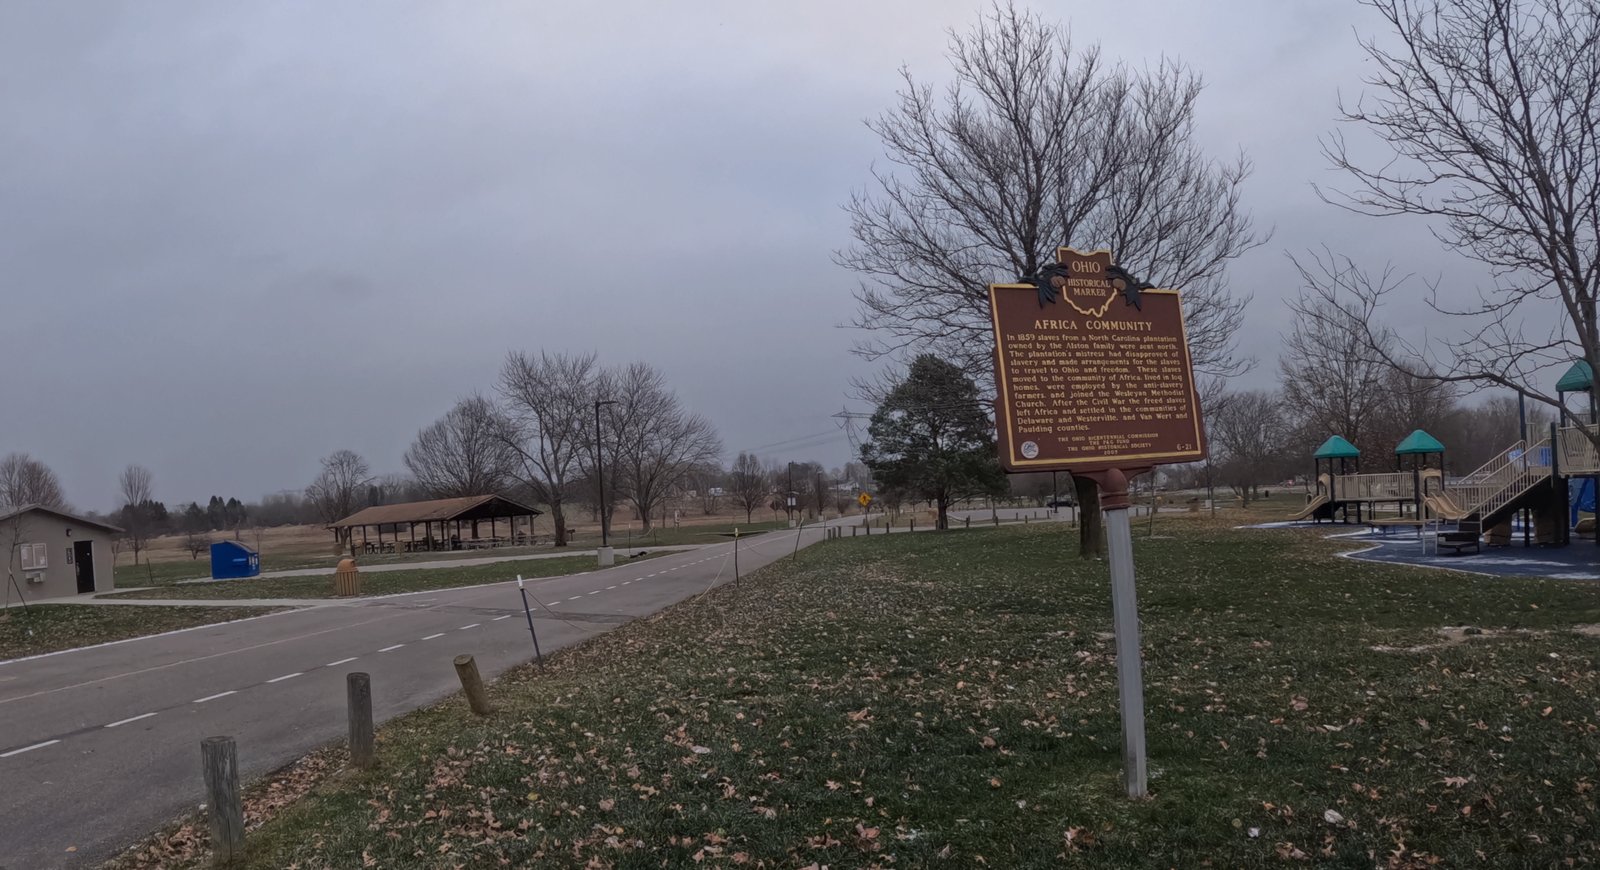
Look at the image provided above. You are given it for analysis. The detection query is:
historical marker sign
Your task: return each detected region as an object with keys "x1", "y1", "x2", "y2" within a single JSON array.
[
  {"x1": 987, "y1": 248, "x2": 1206, "y2": 473},
  {"x1": 987, "y1": 246, "x2": 1207, "y2": 801}
]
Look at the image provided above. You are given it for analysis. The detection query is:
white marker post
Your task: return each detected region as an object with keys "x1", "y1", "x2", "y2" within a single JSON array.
[
  {"x1": 1086, "y1": 468, "x2": 1148, "y2": 798},
  {"x1": 515, "y1": 575, "x2": 543, "y2": 667}
]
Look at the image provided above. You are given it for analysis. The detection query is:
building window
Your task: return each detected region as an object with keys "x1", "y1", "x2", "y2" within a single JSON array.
[{"x1": 19, "y1": 543, "x2": 47, "y2": 570}]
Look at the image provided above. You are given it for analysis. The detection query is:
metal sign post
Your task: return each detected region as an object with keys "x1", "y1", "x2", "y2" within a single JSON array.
[{"x1": 1082, "y1": 467, "x2": 1148, "y2": 798}]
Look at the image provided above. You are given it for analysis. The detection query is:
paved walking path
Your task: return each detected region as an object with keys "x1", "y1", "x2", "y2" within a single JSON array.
[
  {"x1": 0, "y1": 521, "x2": 846, "y2": 869},
  {"x1": 206, "y1": 544, "x2": 702, "y2": 581}
]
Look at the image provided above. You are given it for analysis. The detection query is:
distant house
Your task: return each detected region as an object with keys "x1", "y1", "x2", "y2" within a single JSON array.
[{"x1": 1, "y1": 505, "x2": 121, "y2": 600}]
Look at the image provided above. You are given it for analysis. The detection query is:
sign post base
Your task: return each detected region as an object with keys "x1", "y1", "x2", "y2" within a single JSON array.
[{"x1": 1082, "y1": 467, "x2": 1150, "y2": 799}]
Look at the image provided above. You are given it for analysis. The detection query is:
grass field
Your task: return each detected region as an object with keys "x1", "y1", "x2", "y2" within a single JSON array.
[
  {"x1": 101, "y1": 553, "x2": 664, "y2": 600},
  {"x1": 114, "y1": 514, "x2": 1600, "y2": 867},
  {"x1": 0, "y1": 604, "x2": 281, "y2": 661}
]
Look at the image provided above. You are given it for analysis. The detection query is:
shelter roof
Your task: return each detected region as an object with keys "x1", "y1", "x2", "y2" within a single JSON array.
[
  {"x1": 0, "y1": 504, "x2": 123, "y2": 534},
  {"x1": 332, "y1": 494, "x2": 542, "y2": 529}
]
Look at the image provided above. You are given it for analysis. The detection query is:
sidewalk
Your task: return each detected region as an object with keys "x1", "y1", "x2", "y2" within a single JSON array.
[{"x1": 206, "y1": 544, "x2": 702, "y2": 582}]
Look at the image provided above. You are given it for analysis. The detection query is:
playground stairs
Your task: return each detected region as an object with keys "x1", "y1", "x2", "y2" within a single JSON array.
[{"x1": 1448, "y1": 437, "x2": 1555, "y2": 527}]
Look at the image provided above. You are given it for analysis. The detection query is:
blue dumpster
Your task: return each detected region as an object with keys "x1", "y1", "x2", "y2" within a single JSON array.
[{"x1": 210, "y1": 540, "x2": 261, "y2": 580}]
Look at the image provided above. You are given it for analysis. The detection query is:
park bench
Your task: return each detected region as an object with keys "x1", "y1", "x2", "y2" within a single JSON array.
[
  {"x1": 1368, "y1": 518, "x2": 1424, "y2": 538},
  {"x1": 1435, "y1": 519, "x2": 1482, "y2": 556}
]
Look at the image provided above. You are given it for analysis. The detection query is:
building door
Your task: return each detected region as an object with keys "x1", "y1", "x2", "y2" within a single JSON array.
[{"x1": 74, "y1": 540, "x2": 96, "y2": 594}]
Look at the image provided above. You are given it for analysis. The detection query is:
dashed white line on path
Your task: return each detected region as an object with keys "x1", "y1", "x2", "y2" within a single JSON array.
[
  {"x1": 326, "y1": 657, "x2": 358, "y2": 667},
  {"x1": 193, "y1": 690, "x2": 236, "y2": 703},
  {"x1": 587, "y1": 590, "x2": 600, "y2": 595},
  {"x1": 459, "y1": 623, "x2": 480, "y2": 630},
  {"x1": 492, "y1": 615, "x2": 513, "y2": 621},
  {"x1": 378, "y1": 644, "x2": 404, "y2": 653},
  {"x1": 1, "y1": 739, "x2": 59, "y2": 758},
  {"x1": 266, "y1": 673, "x2": 302, "y2": 683},
  {"x1": 105, "y1": 712, "x2": 157, "y2": 728},
  {"x1": 421, "y1": 633, "x2": 445, "y2": 641},
  {"x1": 606, "y1": 585, "x2": 617, "y2": 590}
]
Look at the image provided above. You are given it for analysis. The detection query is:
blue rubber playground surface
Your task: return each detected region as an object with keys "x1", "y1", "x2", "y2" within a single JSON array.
[{"x1": 1247, "y1": 520, "x2": 1600, "y2": 581}]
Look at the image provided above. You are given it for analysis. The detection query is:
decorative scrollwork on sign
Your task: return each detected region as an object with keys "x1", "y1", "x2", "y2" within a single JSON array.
[
  {"x1": 1016, "y1": 263, "x2": 1074, "y2": 309},
  {"x1": 1017, "y1": 261, "x2": 1154, "y2": 312}
]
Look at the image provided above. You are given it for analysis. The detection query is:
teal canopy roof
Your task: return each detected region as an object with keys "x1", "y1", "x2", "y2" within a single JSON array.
[
  {"x1": 1557, "y1": 360, "x2": 1593, "y2": 392},
  {"x1": 1394, "y1": 429, "x2": 1445, "y2": 455},
  {"x1": 1313, "y1": 435, "x2": 1361, "y2": 459}
]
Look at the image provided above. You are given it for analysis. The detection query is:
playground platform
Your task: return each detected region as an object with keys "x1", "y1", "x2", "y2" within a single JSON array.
[{"x1": 1247, "y1": 521, "x2": 1600, "y2": 581}]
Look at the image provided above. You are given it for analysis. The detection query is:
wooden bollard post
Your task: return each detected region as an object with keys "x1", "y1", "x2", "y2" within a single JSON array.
[
  {"x1": 347, "y1": 672, "x2": 375, "y2": 770},
  {"x1": 201, "y1": 736, "x2": 244, "y2": 866},
  {"x1": 453, "y1": 654, "x2": 493, "y2": 716}
]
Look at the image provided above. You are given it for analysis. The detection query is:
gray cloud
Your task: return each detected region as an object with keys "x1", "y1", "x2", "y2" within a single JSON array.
[{"x1": 0, "y1": 1, "x2": 1506, "y2": 509}]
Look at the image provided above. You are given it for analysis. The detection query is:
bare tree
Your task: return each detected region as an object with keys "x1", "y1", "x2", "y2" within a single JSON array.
[
  {"x1": 497, "y1": 351, "x2": 599, "y2": 546},
  {"x1": 601, "y1": 362, "x2": 723, "y2": 533},
  {"x1": 838, "y1": 3, "x2": 1264, "y2": 555},
  {"x1": 183, "y1": 531, "x2": 210, "y2": 560},
  {"x1": 117, "y1": 464, "x2": 154, "y2": 565},
  {"x1": 1279, "y1": 287, "x2": 1394, "y2": 454},
  {"x1": 729, "y1": 452, "x2": 768, "y2": 523},
  {"x1": 305, "y1": 449, "x2": 373, "y2": 543},
  {"x1": 1305, "y1": 0, "x2": 1600, "y2": 442},
  {"x1": 0, "y1": 453, "x2": 66, "y2": 510},
  {"x1": 404, "y1": 394, "x2": 517, "y2": 499},
  {"x1": 1210, "y1": 390, "x2": 1294, "y2": 505},
  {"x1": 1366, "y1": 368, "x2": 1459, "y2": 463},
  {"x1": 687, "y1": 462, "x2": 725, "y2": 516}
]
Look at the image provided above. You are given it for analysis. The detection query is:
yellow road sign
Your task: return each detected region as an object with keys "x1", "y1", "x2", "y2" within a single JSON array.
[{"x1": 857, "y1": 492, "x2": 873, "y2": 507}]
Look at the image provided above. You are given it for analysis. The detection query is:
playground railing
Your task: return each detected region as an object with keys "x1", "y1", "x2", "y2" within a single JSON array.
[
  {"x1": 1453, "y1": 437, "x2": 1553, "y2": 520},
  {"x1": 1558, "y1": 425, "x2": 1600, "y2": 475},
  {"x1": 1455, "y1": 439, "x2": 1525, "y2": 490},
  {"x1": 1332, "y1": 472, "x2": 1415, "y2": 501},
  {"x1": 1449, "y1": 439, "x2": 1526, "y2": 514}
]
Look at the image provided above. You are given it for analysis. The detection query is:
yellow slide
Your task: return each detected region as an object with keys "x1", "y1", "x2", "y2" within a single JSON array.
[
  {"x1": 1287, "y1": 493, "x2": 1331, "y2": 521},
  {"x1": 1424, "y1": 493, "x2": 1471, "y2": 521}
]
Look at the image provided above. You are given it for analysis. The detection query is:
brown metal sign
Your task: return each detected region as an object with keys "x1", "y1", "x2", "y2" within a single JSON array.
[{"x1": 987, "y1": 248, "x2": 1207, "y2": 473}]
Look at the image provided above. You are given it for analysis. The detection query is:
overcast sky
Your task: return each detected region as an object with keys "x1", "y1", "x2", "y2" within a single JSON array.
[{"x1": 0, "y1": 1, "x2": 1497, "y2": 511}]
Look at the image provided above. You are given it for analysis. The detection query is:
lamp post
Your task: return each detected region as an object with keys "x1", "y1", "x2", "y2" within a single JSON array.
[
  {"x1": 594, "y1": 398, "x2": 618, "y2": 566},
  {"x1": 787, "y1": 462, "x2": 798, "y2": 528}
]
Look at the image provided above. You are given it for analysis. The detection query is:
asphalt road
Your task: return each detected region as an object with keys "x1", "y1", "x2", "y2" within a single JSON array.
[{"x1": 0, "y1": 521, "x2": 843, "y2": 869}]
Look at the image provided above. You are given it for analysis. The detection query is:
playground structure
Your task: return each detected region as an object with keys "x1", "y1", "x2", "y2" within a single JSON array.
[
  {"x1": 1283, "y1": 359, "x2": 1600, "y2": 553},
  {"x1": 1293, "y1": 422, "x2": 1600, "y2": 550},
  {"x1": 1290, "y1": 432, "x2": 1453, "y2": 525}
]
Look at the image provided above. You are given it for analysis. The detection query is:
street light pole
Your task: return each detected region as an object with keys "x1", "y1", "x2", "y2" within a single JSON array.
[
  {"x1": 594, "y1": 399, "x2": 618, "y2": 562},
  {"x1": 787, "y1": 461, "x2": 798, "y2": 527}
]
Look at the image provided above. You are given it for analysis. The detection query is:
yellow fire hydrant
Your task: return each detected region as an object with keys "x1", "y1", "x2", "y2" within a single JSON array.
[{"x1": 333, "y1": 558, "x2": 361, "y2": 597}]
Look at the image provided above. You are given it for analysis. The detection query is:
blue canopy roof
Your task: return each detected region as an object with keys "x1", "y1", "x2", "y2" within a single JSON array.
[
  {"x1": 1395, "y1": 429, "x2": 1445, "y2": 455},
  {"x1": 1313, "y1": 435, "x2": 1361, "y2": 459},
  {"x1": 1557, "y1": 360, "x2": 1593, "y2": 392}
]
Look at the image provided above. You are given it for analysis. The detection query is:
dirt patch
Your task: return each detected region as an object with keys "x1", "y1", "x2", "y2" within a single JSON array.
[
  {"x1": 1372, "y1": 625, "x2": 1504, "y2": 653},
  {"x1": 1375, "y1": 623, "x2": 1600, "y2": 653}
]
